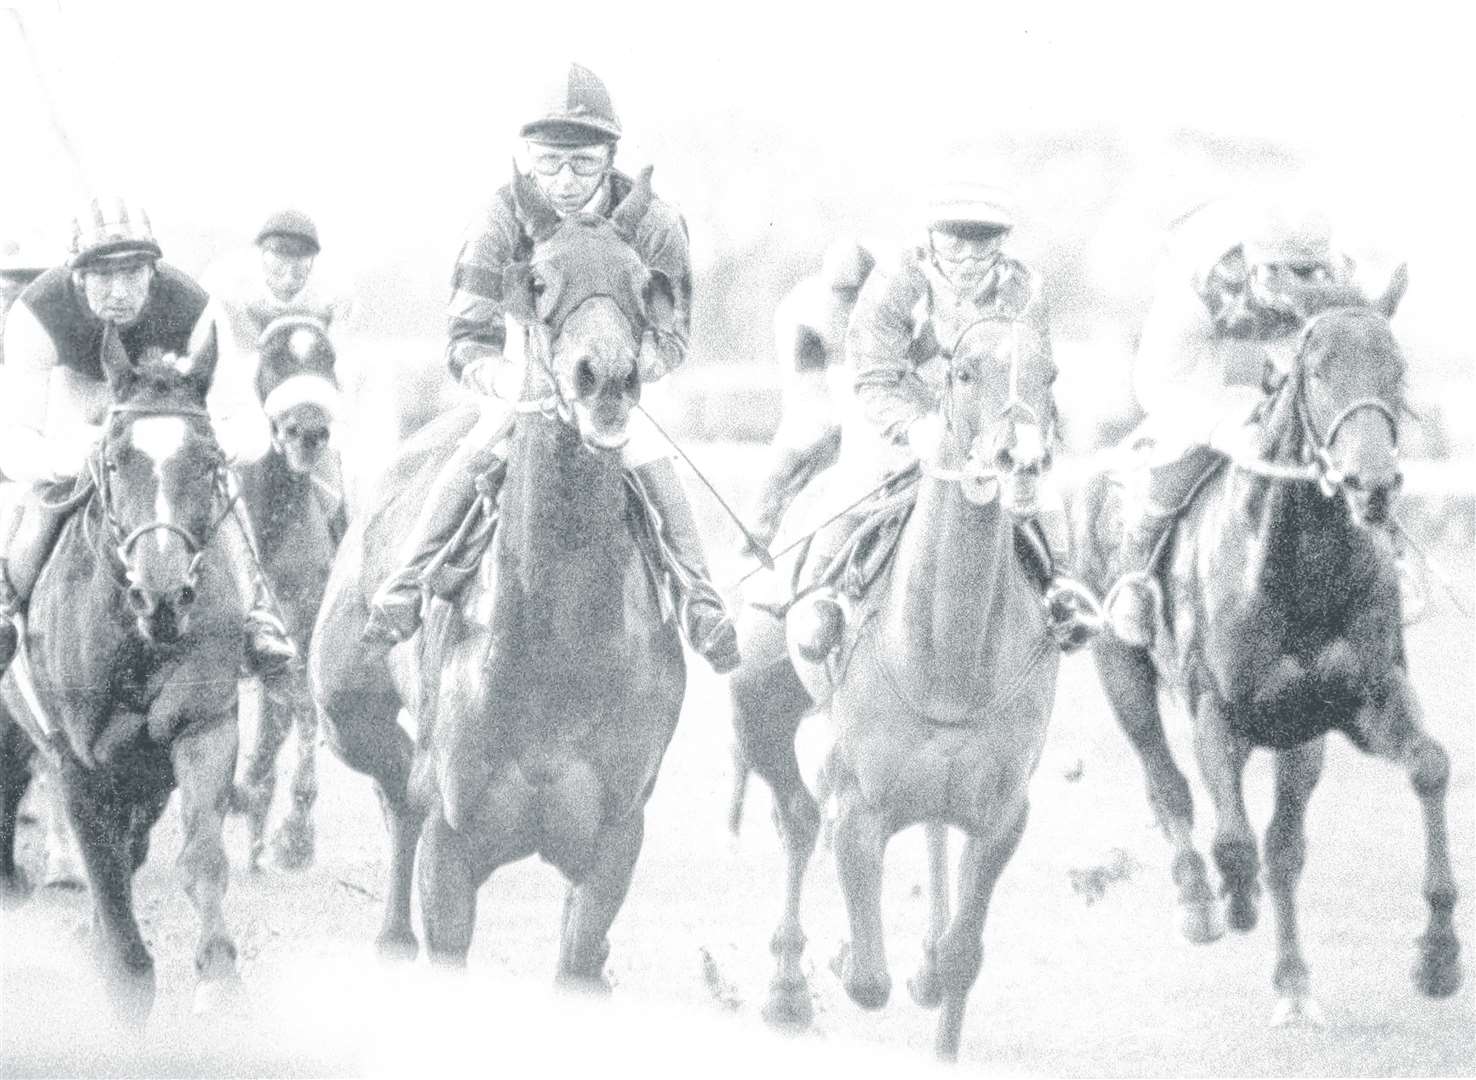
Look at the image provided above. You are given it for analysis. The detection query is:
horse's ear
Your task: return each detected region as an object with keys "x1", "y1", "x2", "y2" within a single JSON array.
[
  {"x1": 512, "y1": 161, "x2": 561, "y2": 243},
  {"x1": 99, "y1": 323, "x2": 137, "y2": 400},
  {"x1": 501, "y1": 261, "x2": 540, "y2": 324},
  {"x1": 610, "y1": 165, "x2": 654, "y2": 242},
  {"x1": 1373, "y1": 262, "x2": 1408, "y2": 319},
  {"x1": 180, "y1": 324, "x2": 219, "y2": 402}
]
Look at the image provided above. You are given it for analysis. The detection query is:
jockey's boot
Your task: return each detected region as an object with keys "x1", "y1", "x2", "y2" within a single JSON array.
[
  {"x1": 1101, "y1": 446, "x2": 1221, "y2": 648},
  {"x1": 364, "y1": 416, "x2": 512, "y2": 645},
  {"x1": 0, "y1": 492, "x2": 75, "y2": 676},
  {"x1": 633, "y1": 459, "x2": 740, "y2": 674},
  {"x1": 221, "y1": 501, "x2": 298, "y2": 676},
  {"x1": 1014, "y1": 516, "x2": 1103, "y2": 653}
]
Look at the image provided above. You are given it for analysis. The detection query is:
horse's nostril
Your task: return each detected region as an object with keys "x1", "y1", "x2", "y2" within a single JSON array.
[
  {"x1": 126, "y1": 585, "x2": 151, "y2": 614},
  {"x1": 178, "y1": 583, "x2": 197, "y2": 607},
  {"x1": 575, "y1": 359, "x2": 597, "y2": 398}
]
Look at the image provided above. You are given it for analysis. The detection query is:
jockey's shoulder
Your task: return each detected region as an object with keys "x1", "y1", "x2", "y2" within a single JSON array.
[{"x1": 991, "y1": 256, "x2": 1045, "y2": 314}]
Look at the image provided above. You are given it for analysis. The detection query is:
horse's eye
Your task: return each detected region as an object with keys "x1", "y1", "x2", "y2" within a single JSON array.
[{"x1": 954, "y1": 367, "x2": 974, "y2": 385}]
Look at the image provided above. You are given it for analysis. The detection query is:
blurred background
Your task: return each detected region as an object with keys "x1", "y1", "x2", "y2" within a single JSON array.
[{"x1": 3, "y1": 0, "x2": 1471, "y2": 547}]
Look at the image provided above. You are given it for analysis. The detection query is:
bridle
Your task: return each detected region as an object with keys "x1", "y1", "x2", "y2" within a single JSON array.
[
  {"x1": 516, "y1": 295, "x2": 643, "y2": 452},
  {"x1": 93, "y1": 402, "x2": 233, "y2": 583},
  {"x1": 921, "y1": 318, "x2": 1049, "y2": 504}
]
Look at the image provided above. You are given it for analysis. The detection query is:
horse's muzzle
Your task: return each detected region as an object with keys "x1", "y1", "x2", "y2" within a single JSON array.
[
  {"x1": 127, "y1": 582, "x2": 197, "y2": 644},
  {"x1": 1342, "y1": 470, "x2": 1402, "y2": 528}
]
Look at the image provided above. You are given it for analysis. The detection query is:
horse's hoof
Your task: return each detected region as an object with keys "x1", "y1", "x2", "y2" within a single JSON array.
[
  {"x1": 761, "y1": 976, "x2": 814, "y2": 1029},
  {"x1": 272, "y1": 819, "x2": 316, "y2": 871},
  {"x1": 192, "y1": 974, "x2": 247, "y2": 1017},
  {"x1": 908, "y1": 967, "x2": 943, "y2": 1009},
  {"x1": 375, "y1": 930, "x2": 419, "y2": 964},
  {"x1": 843, "y1": 965, "x2": 892, "y2": 1011},
  {"x1": 1226, "y1": 891, "x2": 1259, "y2": 933},
  {"x1": 1414, "y1": 935, "x2": 1463, "y2": 998},
  {"x1": 41, "y1": 871, "x2": 87, "y2": 894},
  {"x1": 1179, "y1": 901, "x2": 1224, "y2": 945},
  {"x1": 1270, "y1": 993, "x2": 1325, "y2": 1028},
  {"x1": 556, "y1": 971, "x2": 614, "y2": 996}
]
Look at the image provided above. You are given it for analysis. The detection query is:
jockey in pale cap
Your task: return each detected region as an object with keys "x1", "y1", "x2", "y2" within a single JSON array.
[
  {"x1": 362, "y1": 62, "x2": 741, "y2": 673},
  {"x1": 0, "y1": 197, "x2": 298, "y2": 676},
  {"x1": 1103, "y1": 199, "x2": 1376, "y2": 646},
  {"x1": 749, "y1": 237, "x2": 877, "y2": 546},
  {"x1": 787, "y1": 181, "x2": 1101, "y2": 661}
]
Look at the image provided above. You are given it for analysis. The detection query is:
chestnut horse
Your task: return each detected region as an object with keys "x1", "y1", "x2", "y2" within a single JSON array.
[{"x1": 731, "y1": 315, "x2": 1067, "y2": 1060}]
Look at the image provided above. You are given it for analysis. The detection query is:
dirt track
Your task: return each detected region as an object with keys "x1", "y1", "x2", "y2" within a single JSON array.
[{"x1": 2, "y1": 541, "x2": 1472, "y2": 1077}]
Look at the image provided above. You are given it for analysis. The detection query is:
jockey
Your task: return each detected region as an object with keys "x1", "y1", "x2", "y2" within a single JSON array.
[
  {"x1": 362, "y1": 63, "x2": 740, "y2": 674},
  {"x1": 1102, "y1": 202, "x2": 1372, "y2": 646},
  {"x1": 0, "y1": 198, "x2": 298, "y2": 677},
  {"x1": 789, "y1": 183, "x2": 1101, "y2": 660},
  {"x1": 749, "y1": 238, "x2": 876, "y2": 546}
]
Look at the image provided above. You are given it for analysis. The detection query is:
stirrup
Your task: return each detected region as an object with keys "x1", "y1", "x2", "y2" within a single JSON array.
[
  {"x1": 245, "y1": 611, "x2": 298, "y2": 675},
  {"x1": 789, "y1": 591, "x2": 845, "y2": 663},
  {"x1": 1044, "y1": 576, "x2": 1105, "y2": 653},
  {"x1": 681, "y1": 595, "x2": 740, "y2": 674},
  {"x1": 1102, "y1": 572, "x2": 1161, "y2": 648}
]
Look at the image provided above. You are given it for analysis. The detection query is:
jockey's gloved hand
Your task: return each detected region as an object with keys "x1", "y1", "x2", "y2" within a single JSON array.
[{"x1": 906, "y1": 413, "x2": 946, "y2": 464}]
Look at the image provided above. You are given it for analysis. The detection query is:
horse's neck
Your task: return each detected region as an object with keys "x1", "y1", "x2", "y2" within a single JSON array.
[
  {"x1": 880, "y1": 476, "x2": 1026, "y2": 687},
  {"x1": 496, "y1": 412, "x2": 631, "y2": 613},
  {"x1": 1240, "y1": 403, "x2": 1374, "y2": 605}
]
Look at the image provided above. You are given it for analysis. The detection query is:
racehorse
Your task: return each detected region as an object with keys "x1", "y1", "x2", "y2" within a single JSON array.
[
  {"x1": 1072, "y1": 302, "x2": 1463, "y2": 1023},
  {"x1": 730, "y1": 315, "x2": 1066, "y2": 1061},
  {"x1": 310, "y1": 167, "x2": 687, "y2": 975},
  {"x1": 0, "y1": 327, "x2": 245, "y2": 1022},
  {"x1": 232, "y1": 317, "x2": 345, "y2": 871}
]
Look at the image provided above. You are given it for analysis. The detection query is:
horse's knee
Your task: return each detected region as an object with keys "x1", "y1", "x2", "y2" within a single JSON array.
[
  {"x1": 934, "y1": 929, "x2": 983, "y2": 991},
  {"x1": 1409, "y1": 738, "x2": 1450, "y2": 798},
  {"x1": 1263, "y1": 823, "x2": 1306, "y2": 883}
]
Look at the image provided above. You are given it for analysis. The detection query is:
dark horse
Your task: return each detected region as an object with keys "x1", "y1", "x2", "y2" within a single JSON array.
[
  {"x1": 232, "y1": 317, "x2": 346, "y2": 871},
  {"x1": 1074, "y1": 304, "x2": 1463, "y2": 1024},
  {"x1": 0, "y1": 327, "x2": 245, "y2": 1021},
  {"x1": 731, "y1": 316, "x2": 1066, "y2": 1060},
  {"x1": 310, "y1": 168, "x2": 686, "y2": 975}
]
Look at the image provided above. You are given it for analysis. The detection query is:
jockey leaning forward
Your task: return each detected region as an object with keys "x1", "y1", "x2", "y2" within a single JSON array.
[
  {"x1": 786, "y1": 182, "x2": 1103, "y2": 660},
  {"x1": 0, "y1": 198, "x2": 298, "y2": 676},
  {"x1": 748, "y1": 239, "x2": 876, "y2": 547},
  {"x1": 1101, "y1": 201, "x2": 1378, "y2": 647},
  {"x1": 362, "y1": 62, "x2": 740, "y2": 673}
]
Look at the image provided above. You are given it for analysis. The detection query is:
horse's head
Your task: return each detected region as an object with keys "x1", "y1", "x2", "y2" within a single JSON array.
[
  {"x1": 1290, "y1": 305, "x2": 1408, "y2": 528},
  {"x1": 257, "y1": 316, "x2": 339, "y2": 474},
  {"x1": 934, "y1": 316, "x2": 1059, "y2": 514},
  {"x1": 100, "y1": 325, "x2": 227, "y2": 644},
  {"x1": 502, "y1": 166, "x2": 676, "y2": 450}
]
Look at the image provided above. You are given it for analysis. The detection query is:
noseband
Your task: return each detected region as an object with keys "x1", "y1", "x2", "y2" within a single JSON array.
[
  {"x1": 95, "y1": 403, "x2": 232, "y2": 582},
  {"x1": 519, "y1": 296, "x2": 641, "y2": 452}
]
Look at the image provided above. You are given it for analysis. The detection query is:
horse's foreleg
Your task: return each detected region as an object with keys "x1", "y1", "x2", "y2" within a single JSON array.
[
  {"x1": 932, "y1": 801, "x2": 1030, "y2": 1063},
  {"x1": 908, "y1": 822, "x2": 950, "y2": 1008},
  {"x1": 1192, "y1": 693, "x2": 1258, "y2": 932},
  {"x1": 418, "y1": 809, "x2": 477, "y2": 967},
  {"x1": 61, "y1": 768, "x2": 154, "y2": 1025},
  {"x1": 171, "y1": 713, "x2": 242, "y2": 1012},
  {"x1": 1094, "y1": 642, "x2": 1217, "y2": 941},
  {"x1": 0, "y1": 716, "x2": 34, "y2": 901},
  {"x1": 832, "y1": 761, "x2": 892, "y2": 1012},
  {"x1": 235, "y1": 674, "x2": 290, "y2": 872},
  {"x1": 268, "y1": 671, "x2": 319, "y2": 871},
  {"x1": 557, "y1": 810, "x2": 644, "y2": 990},
  {"x1": 1265, "y1": 738, "x2": 1327, "y2": 1027},
  {"x1": 38, "y1": 766, "x2": 86, "y2": 890},
  {"x1": 1356, "y1": 672, "x2": 1463, "y2": 998}
]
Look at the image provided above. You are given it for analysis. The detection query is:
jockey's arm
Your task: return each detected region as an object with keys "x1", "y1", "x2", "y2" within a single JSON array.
[
  {"x1": 0, "y1": 302, "x2": 98, "y2": 484},
  {"x1": 444, "y1": 205, "x2": 520, "y2": 395},
  {"x1": 629, "y1": 202, "x2": 693, "y2": 380},
  {"x1": 847, "y1": 260, "x2": 935, "y2": 447}
]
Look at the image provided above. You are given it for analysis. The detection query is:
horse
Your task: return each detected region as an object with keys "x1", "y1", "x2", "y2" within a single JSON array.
[
  {"x1": 309, "y1": 167, "x2": 687, "y2": 976},
  {"x1": 730, "y1": 315, "x2": 1066, "y2": 1061},
  {"x1": 1072, "y1": 303, "x2": 1463, "y2": 1024},
  {"x1": 0, "y1": 326, "x2": 246, "y2": 1022},
  {"x1": 231, "y1": 317, "x2": 346, "y2": 871}
]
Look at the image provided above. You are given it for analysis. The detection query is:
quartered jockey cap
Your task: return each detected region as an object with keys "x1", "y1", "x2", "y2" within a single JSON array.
[
  {"x1": 520, "y1": 62, "x2": 623, "y2": 146},
  {"x1": 925, "y1": 183, "x2": 1017, "y2": 233},
  {"x1": 68, "y1": 197, "x2": 163, "y2": 270},
  {"x1": 256, "y1": 209, "x2": 321, "y2": 255}
]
